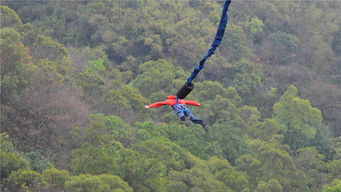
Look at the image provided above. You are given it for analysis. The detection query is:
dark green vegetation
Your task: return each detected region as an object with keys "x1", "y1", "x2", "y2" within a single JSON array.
[{"x1": 1, "y1": 1, "x2": 340, "y2": 192}]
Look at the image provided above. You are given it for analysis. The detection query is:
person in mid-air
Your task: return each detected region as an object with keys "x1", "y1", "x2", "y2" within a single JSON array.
[{"x1": 144, "y1": 95, "x2": 208, "y2": 132}]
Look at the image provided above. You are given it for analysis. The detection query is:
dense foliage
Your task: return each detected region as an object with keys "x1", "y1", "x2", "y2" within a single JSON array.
[{"x1": 1, "y1": 1, "x2": 340, "y2": 192}]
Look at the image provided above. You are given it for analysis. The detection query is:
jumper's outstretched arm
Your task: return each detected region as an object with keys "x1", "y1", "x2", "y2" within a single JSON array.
[
  {"x1": 183, "y1": 100, "x2": 201, "y2": 106},
  {"x1": 144, "y1": 101, "x2": 168, "y2": 108}
]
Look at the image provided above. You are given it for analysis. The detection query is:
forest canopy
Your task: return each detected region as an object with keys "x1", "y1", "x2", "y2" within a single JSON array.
[{"x1": 1, "y1": 1, "x2": 340, "y2": 192}]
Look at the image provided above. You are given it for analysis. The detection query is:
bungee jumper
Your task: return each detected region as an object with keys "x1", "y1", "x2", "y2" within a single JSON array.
[
  {"x1": 144, "y1": 96, "x2": 208, "y2": 132},
  {"x1": 144, "y1": 0, "x2": 231, "y2": 132}
]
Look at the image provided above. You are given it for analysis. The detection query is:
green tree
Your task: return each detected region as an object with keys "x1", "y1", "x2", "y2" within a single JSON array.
[
  {"x1": 0, "y1": 6, "x2": 22, "y2": 28},
  {"x1": 72, "y1": 142, "x2": 167, "y2": 191},
  {"x1": 302, "y1": 82, "x2": 341, "y2": 140},
  {"x1": 257, "y1": 179, "x2": 283, "y2": 192},
  {"x1": 273, "y1": 85, "x2": 331, "y2": 152},
  {"x1": 208, "y1": 156, "x2": 249, "y2": 192},
  {"x1": 167, "y1": 156, "x2": 232, "y2": 192},
  {"x1": 222, "y1": 24, "x2": 250, "y2": 62},
  {"x1": 118, "y1": 149, "x2": 167, "y2": 192},
  {"x1": 65, "y1": 174, "x2": 133, "y2": 192},
  {"x1": 333, "y1": 137, "x2": 341, "y2": 160},
  {"x1": 157, "y1": 122, "x2": 209, "y2": 159},
  {"x1": 70, "y1": 114, "x2": 167, "y2": 191},
  {"x1": 77, "y1": 68, "x2": 106, "y2": 98},
  {"x1": 240, "y1": 105, "x2": 261, "y2": 138},
  {"x1": 107, "y1": 83, "x2": 149, "y2": 114},
  {"x1": 235, "y1": 154, "x2": 262, "y2": 188},
  {"x1": 255, "y1": 118, "x2": 282, "y2": 141},
  {"x1": 294, "y1": 147, "x2": 328, "y2": 191},
  {"x1": 262, "y1": 32, "x2": 299, "y2": 65},
  {"x1": 199, "y1": 95, "x2": 242, "y2": 125},
  {"x1": 0, "y1": 150, "x2": 29, "y2": 178},
  {"x1": 224, "y1": 59, "x2": 263, "y2": 103},
  {"x1": 236, "y1": 138, "x2": 309, "y2": 191},
  {"x1": 243, "y1": 17, "x2": 265, "y2": 42},
  {"x1": 208, "y1": 122, "x2": 248, "y2": 163},
  {"x1": 72, "y1": 113, "x2": 131, "y2": 147},
  {"x1": 8, "y1": 169, "x2": 43, "y2": 190},
  {"x1": 71, "y1": 142, "x2": 121, "y2": 175},
  {"x1": 326, "y1": 160, "x2": 341, "y2": 181},
  {"x1": 322, "y1": 179, "x2": 341, "y2": 192},
  {"x1": 71, "y1": 117, "x2": 121, "y2": 173},
  {"x1": 193, "y1": 81, "x2": 229, "y2": 101},
  {"x1": 202, "y1": 96, "x2": 248, "y2": 161},
  {"x1": 133, "y1": 59, "x2": 186, "y2": 99},
  {"x1": 88, "y1": 58, "x2": 106, "y2": 71},
  {"x1": 24, "y1": 151, "x2": 53, "y2": 173},
  {"x1": 42, "y1": 168, "x2": 70, "y2": 191},
  {"x1": 0, "y1": 133, "x2": 15, "y2": 152},
  {"x1": 225, "y1": 86, "x2": 243, "y2": 107},
  {"x1": 0, "y1": 27, "x2": 33, "y2": 104},
  {"x1": 295, "y1": 147, "x2": 326, "y2": 172},
  {"x1": 31, "y1": 35, "x2": 68, "y2": 63},
  {"x1": 133, "y1": 137, "x2": 194, "y2": 172}
]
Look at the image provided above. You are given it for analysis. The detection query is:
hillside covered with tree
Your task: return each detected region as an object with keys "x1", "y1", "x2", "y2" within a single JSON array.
[{"x1": 1, "y1": 1, "x2": 340, "y2": 192}]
